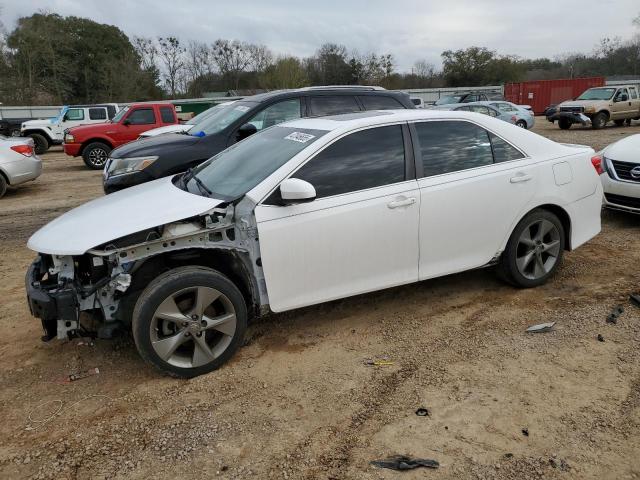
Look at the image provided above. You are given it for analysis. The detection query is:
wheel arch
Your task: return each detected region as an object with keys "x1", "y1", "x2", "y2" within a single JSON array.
[
  {"x1": 22, "y1": 129, "x2": 52, "y2": 141},
  {"x1": 80, "y1": 137, "x2": 114, "y2": 155},
  {"x1": 504, "y1": 203, "x2": 572, "y2": 253},
  {"x1": 115, "y1": 247, "x2": 260, "y2": 325},
  {"x1": 0, "y1": 167, "x2": 9, "y2": 185}
]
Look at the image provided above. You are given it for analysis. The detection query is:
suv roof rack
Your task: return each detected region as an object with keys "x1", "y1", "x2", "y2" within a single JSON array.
[{"x1": 297, "y1": 85, "x2": 386, "y2": 91}]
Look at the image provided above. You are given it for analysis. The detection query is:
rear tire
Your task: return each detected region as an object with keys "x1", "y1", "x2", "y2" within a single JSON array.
[
  {"x1": 82, "y1": 142, "x2": 112, "y2": 170},
  {"x1": 0, "y1": 175, "x2": 7, "y2": 198},
  {"x1": 132, "y1": 266, "x2": 248, "y2": 378},
  {"x1": 497, "y1": 209, "x2": 565, "y2": 288},
  {"x1": 558, "y1": 118, "x2": 571, "y2": 130},
  {"x1": 591, "y1": 112, "x2": 607, "y2": 130},
  {"x1": 29, "y1": 133, "x2": 49, "y2": 155}
]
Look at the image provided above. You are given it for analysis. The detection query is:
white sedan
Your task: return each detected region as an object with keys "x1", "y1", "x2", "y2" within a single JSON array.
[
  {"x1": 0, "y1": 134, "x2": 42, "y2": 198},
  {"x1": 26, "y1": 110, "x2": 602, "y2": 377},
  {"x1": 597, "y1": 134, "x2": 640, "y2": 213}
]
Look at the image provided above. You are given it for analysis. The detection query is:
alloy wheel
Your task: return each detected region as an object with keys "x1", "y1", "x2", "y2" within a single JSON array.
[
  {"x1": 150, "y1": 286, "x2": 237, "y2": 369},
  {"x1": 515, "y1": 219, "x2": 561, "y2": 280},
  {"x1": 88, "y1": 148, "x2": 108, "y2": 167}
]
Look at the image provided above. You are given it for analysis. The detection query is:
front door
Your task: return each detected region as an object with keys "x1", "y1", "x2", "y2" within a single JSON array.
[
  {"x1": 611, "y1": 88, "x2": 631, "y2": 119},
  {"x1": 411, "y1": 120, "x2": 538, "y2": 280},
  {"x1": 255, "y1": 124, "x2": 420, "y2": 312},
  {"x1": 112, "y1": 107, "x2": 157, "y2": 146}
]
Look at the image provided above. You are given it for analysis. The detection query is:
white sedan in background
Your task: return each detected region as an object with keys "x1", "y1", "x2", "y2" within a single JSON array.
[
  {"x1": 26, "y1": 110, "x2": 602, "y2": 377},
  {"x1": 0, "y1": 134, "x2": 42, "y2": 198},
  {"x1": 596, "y1": 134, "x2": 640, "y2": 213}
]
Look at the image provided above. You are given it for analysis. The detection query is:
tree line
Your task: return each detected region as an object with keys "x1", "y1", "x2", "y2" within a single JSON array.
[{"x1": 0, "y1": 11, "x2": 639, "y2": 105}]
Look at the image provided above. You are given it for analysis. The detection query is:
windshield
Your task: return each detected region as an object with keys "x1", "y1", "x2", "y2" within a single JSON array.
[
  {"x1": 190, "y1": 101, "x2": 256, "y2": 135},
  {"x1": 435, "y1": 95, "x2": 464, "y2": 106},
  {"x1": 186, "y1": 126, "x2": 328, "y2": 200},
  {"x1": 185, "y1": 103, "x2": 229, "y2": 126},
  {"x1": 111, "y1": 106, "x2": 129, "y2": 123},
  {"x1": 576, "y1": 88, "x2": 616, "y2": 101}
]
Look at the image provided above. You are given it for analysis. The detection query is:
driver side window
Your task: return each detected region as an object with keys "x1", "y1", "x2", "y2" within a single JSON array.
[
  {"x1": 615, "y1": 88, "x2": 629, "y2": 100},
  {"x1": 247, "y1": 99, "x2": 301, "y2": 132},
  {"x1": 65, "y1": 108, "x2": 84, "y2": 121}
]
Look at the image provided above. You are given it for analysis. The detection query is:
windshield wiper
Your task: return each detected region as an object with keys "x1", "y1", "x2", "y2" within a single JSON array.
[{"x1": 182, "y1": 167, "x2": 212, "y2": 197}]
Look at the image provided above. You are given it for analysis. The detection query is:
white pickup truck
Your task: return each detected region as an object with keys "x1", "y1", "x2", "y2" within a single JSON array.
[{"x1": 21, "y1": 104, "x2": 119, "y2": 154}]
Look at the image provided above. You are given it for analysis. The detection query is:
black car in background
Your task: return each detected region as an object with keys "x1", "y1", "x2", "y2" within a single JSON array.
[{"x1": 103, "y1": 86, "x2": 415, "y2": 193}]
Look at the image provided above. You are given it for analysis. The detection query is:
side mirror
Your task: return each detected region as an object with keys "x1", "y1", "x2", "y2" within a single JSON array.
[
  {"x1": 123, "y1": 118, "x2": 131, "y2": 126},
  {"x1": 279, "y1": 178, "x2": 316, "y2": 205},
  {"x1": 236, "y1": 123, "x2": 257, "y2": 141}
]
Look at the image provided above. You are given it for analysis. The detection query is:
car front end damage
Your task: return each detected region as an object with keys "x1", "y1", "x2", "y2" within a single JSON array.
[
  {"x1": 549, "y1": 105, "x2": 592, "y2": 127},
  {"x1": 25, "y1": 200, "x2": 268, "y2": 342}
]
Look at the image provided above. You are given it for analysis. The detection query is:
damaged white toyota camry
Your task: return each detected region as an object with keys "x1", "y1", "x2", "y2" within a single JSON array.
[{"x1": 26, "y1": 110, "x2": 603, "y2": 377}]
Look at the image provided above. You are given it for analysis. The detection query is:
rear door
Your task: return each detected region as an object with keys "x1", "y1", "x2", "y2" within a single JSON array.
[
  {"x1": 412, "y1": 119, "x2": 538, "y2": 279},
  {"x1": 255, "y1": 124, "x2": 420, "y2": 311},
  {"x1": 159, "y1": 105, "x2": 177, "y2": 125},
  {"x1": 88, "y1": 107, "x2": 108, "y2": 124}
]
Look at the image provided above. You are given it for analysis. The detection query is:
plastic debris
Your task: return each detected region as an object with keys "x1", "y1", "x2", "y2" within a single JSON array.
[
  {"x1": 63, "y1": 367, "x2": 100, "y2": 383},
  {"x1": 597, "y1": 334, "x2": 605, "y2": 342},
  {"x1": 415, "y1": 407, "x2": 430, "y2": 417},
  {"x1": 522, "y1": 428, "x2": 529, "y2": 437},
  {"x1": 630, "y1": 293, "x2": 640, "y2": 308},
  {"x1": 607, "y1": 305, "x2": 624, "y2": 324},
  {"x1": 371, "y1": 455, "x2": 439, "y2": 471},
  {"x1": 364, "y1": 358, "x2": 394, "y2": 366},
  {"x1": 526, "y1": 322, "x2": 556, "y2": 333}
]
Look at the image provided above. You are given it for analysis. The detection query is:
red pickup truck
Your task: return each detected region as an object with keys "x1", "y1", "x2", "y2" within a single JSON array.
[{"x1": 63, "y1": 103, "x2": 179, "y2": 169}]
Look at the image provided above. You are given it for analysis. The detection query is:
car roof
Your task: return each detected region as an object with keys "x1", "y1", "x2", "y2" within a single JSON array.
[{"x1": 240, "y1": 86, "x2": 403, "y2": 103}]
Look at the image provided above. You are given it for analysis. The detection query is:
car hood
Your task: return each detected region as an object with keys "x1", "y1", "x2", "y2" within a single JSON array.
[
  {"x1": 111, "y1": 133, "x2": 204, "y2": 158},
  {"x1": 558, "y1": 100, "x2": 605, "y2": 108},
  {"x1": 604, "y1": 134, "x2": 640, "y2": 164},
  {"x1": 68, "y1": 122, "x2": 113, "y2": 135},
  {"x1": 28, "y1": 176, "x2": 224, "y2": 255},
  {"x1": 141, "y1": 124, "x2": 192, "y2": 137},
  {"x1": 23, "y1": 119, "x2": 54, "y2": 128}
]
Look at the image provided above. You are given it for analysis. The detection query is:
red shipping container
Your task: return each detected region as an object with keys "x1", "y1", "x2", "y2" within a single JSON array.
[{"x1": 504, "y1": 77, "x2": 606, "y2": 115}]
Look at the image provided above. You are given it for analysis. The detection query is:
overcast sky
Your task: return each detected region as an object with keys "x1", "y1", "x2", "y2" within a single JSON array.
[{"x1": 1, "y1": 0, "x2": 638, "y2": 71}]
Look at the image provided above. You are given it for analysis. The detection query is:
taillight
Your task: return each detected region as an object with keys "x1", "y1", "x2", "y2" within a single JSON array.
[
  {"x1": 10, "y1": 144, "x2": 34, "y2": 157},
  {"x1": 591, "y1": 154, "x2": 604, "y2": 175}
]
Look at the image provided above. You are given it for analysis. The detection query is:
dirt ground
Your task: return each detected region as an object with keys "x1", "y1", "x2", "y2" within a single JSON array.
[{"x1": 1, "y1": 119, "x2": 640, "y2": 480}]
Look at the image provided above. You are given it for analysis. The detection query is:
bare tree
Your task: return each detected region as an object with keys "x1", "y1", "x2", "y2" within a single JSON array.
[
  {"x1": 133, "y1": 36, "x2": 158, "y2": 71},
  {"x1": 158, "y1": 36, "x2": 185, "y2": 97},
  {"x1": 247, "y1": 44, "x2": 273, "y2": 73},
  {"x1": 211, "y1": 39, "x2": 252, "y2": 90}
]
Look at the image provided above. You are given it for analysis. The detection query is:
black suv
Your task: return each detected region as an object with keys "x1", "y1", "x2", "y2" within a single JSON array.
[
  {"x1": 103, "y1": 87, "x2": 414, "y2": 193},
  {"x1": 434, "y1": 91, "x2": 504, "y2": 106}
]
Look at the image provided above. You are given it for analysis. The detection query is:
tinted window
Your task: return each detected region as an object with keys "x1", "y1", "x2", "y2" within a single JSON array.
[
  {"x1": 462, "y1": 95, "x2": 479, "y2": 103},
  {"x1": 247, "y1": 99, "x2": 301, "y2": 131},
  {"x1": 65, "y1": 108, "x2": 84, "y2": 121},
  {"x1": 309, "y1": 95, "x2": 361, "y2": 116},
  {"x1": 493, "y1": 102, "x2": 516, "y2": 112},
  {"x1": 415, "y1": 121, "x2": 493, "y2": 177},
  {"x1": 127, "y1": 108, "x2": 155, "y2": 125},
  {"x1": 160, "y1": 106, "x2": 175, "y2": 123},
  {"x1": 88, "y1": 108, "x2": 107, "y2": 120},
  {"x1": 293, "y1": 125, "x2": 406, "y2": 198},
  {"x1": 359, "y1": 96, "x2": 404, "y2": 110},
  {"x1": 468, "y1": 105, "x2": 490, "y2": 115},
  {"x1": 630, "y1": 88, "x2": 638, "y2": 100},
  {"x1": 490, "y1": 133, "x2": 524, "y2": 163}
]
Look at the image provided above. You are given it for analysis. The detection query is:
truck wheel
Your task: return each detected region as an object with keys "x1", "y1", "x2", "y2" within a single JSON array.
[
  {"x1": 82, "y1": 142, "x2": 111, "y2": 170},
  {"x1": 614, "y1": 119, "x2": 625, "y2": 127},
  {"x1": 558, "y1": 118, "x2": 571, "y2": 130},
  {"x1": 591, "y1": 112, "x2": 607, "y2": 130},
  {"x1": 0, "y1": 175, "x2": 7, "y2": 198},
  {"x1": 132, "y1": 266, "x2": 248, "y2": 378},
  {"x1": 29, "y1": 133, "x2": 49, "y2": 155},
  {"x1": 497, "y1": 209, "x2": 565, "y2": 288}
]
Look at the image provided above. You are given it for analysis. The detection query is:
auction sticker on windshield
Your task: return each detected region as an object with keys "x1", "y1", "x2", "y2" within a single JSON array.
[{"x1": 285, "y1": 132, "x2": 315, "y2": 143}]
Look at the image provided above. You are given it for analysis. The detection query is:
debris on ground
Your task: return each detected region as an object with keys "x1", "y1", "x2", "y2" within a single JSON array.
[
  {"x1": 526, "y1": 322, "x2": 556, "y2": 333},
  {"x1": 415, "y1": 407, "x2": 430, "y2": 417},
  {"x1": 522, "y1": 428, "x2": 529, "y2": 436},
  {"x1": 370, "y1": 455, "x2": 439, "y2": 471},
  {"x1": 63, "y1": 367, "x2": 100, "y2": 383},
  {"x1": 607, "y1": 305, "x2": 624, "y2": 324},
  {"x1": 364, "y1": 358, "x2": 394, "y2": 366},
  {"x1": 597, "y1": 334, "x2": 605, "y2": 342},
  {"x1": 630, "y1": 293, "x2": 640, "y2": 308}
]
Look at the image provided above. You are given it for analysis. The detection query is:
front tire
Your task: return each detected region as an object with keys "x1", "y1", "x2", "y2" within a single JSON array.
[
  {"x1": 591, "y1": 112, "x2": 607, "y2": 130},
  {"x1": 132, "y1": 266, "x2": 248, "y2": 378},
  {"x1": 558, "y1": 118, "x2": 571, "y2": 130},
  {"x1": 497, "y1": 209, "x2": 565, "y2": 288},
  {"x1": 82, "y1": 142, "x2": 112, "y2": 170},
  {"x1": 29, "y1": 133, "x2": 49, "y2": 155},
  {"x1": 516, "y1": 120, "x2": 527, "y2": 129}
]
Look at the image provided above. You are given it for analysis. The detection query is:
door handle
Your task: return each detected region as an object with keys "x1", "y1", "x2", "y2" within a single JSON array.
[
  {"x1": 387, "y1": 197, "x2": 416, "y2": 209},
  {"x1": 510, "y1": 174, "x2": 532, "y2": 183}
]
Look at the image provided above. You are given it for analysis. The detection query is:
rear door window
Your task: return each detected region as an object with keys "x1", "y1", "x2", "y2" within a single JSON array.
[
  {"x1": 292, "y1": 125, "x2": 406, "y2": 198},
  {"x1": 88, "y1": 108, "x2": 107, "y2": 120},
  {"x1": 160, "y1": 106, "x2": 176, "y2": 123},
  {"x1": 630, "y1": 88, "x2": 638, "y2": 99},
  {"x1": 358, "y1": 96, "x2": 404, "y2": 110},
  {"x1": 127, "y1": 108, "x2": 156, "y2": 125},
  {"x1": 414, "y1": 121, "x2": 494, "y2": 177},
  {"x1": 309, "y1": 96, "x2": 361, "y2": 116},
  {"x1": 489, "y1": 133, "x2": 525, "y2": 163}
]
